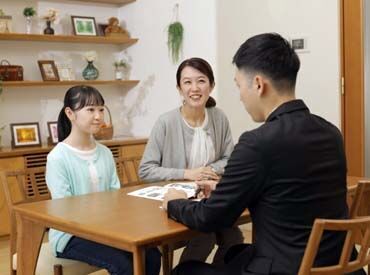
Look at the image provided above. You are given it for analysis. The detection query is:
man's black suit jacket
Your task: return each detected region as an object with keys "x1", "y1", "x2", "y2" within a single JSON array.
[{"x1": 168, "y1": 100, "x2": 349, "y2": 275}]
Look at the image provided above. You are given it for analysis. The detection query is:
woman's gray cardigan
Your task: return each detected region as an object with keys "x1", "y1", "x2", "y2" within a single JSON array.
[{"x1": 139, "y1": 107, "x2": 234, "y2": 182}]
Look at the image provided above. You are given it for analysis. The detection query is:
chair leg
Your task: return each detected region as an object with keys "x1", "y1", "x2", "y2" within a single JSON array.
[{"x1": 53, "y1": 264, "x2": 63, "y2": 275}]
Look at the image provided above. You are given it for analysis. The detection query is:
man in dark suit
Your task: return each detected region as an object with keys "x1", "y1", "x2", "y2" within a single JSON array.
[{"x1": 163, "y1": 33, "x2": 365, "y2": 275}]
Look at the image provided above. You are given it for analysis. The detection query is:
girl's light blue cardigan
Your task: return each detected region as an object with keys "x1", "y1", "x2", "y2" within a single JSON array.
[{"x1": 46, "y1": 142, "x2": 120, "y2": 255}]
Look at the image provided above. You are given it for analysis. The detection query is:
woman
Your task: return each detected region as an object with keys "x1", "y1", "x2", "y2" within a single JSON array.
[
  {"x1": 46, "y1": 85, "x2": 161, "y2": 275},
  {"x1": 139, "y1": 58, "x2": 243, "y2": 265}
]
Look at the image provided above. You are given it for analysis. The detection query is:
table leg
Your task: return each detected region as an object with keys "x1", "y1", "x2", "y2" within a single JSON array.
[
  {"x1": 16, "y1": 215, "x2": 46, "y2": 275},
  {"x1": 133, "y1": 246, "x2": 146, "y2": 275},
  {"x1": 161, "y1": 244, "x2": 171, "y2": 275}
]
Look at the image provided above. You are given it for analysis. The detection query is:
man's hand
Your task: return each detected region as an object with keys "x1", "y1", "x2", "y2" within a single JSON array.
[
  {"x1": 162, "y1": 188, "x2": 187, "y2": 211},
  {"x1": 195, "y1": 179, "x2": 218, "y2": 198},
  {"x1": 184, "y1": 166, "x2": 219, "y2": 181}
]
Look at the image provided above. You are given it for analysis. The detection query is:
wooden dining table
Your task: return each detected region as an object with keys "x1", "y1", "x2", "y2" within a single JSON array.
[
  {"x1": 13, "y1": 176, "x2": 366, "y2": 275},
  {"x1": 13, "y1": 183, "x2": 251, "y2": 275}
]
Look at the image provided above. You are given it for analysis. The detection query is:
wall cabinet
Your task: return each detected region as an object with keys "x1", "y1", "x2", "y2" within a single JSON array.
[{"x1": 0, "y1": 137, "x2": 147, "y2": 236}]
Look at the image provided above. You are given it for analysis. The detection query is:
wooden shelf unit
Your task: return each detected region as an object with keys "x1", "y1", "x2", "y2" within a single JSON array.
[
  {"x1": 0, "y1": 33, "x2": 138, "y2": 45},
  {"x1": 2, "y1": 80, "x2": 140, "y2": 88}
]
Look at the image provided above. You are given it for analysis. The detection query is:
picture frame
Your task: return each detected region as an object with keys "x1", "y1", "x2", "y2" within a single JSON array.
[
  {"x1": 0, "y1": 15, "x2": 12, "y2": 33},
  {"x1": 56, "y1": 62, "x2": 75, "y2": 81},
  {"x1": 38, "y1": 60, "x2": 60, "y2": 81},
  {"x1": 47, "y1": 121, "x2": 58, "y2": 144},
  {"x1": 71, "y1": 16, "x2": 98, "y2": 36},
  {"x1": 10, "y1": 122, "x2": 41, "y2": 148}
]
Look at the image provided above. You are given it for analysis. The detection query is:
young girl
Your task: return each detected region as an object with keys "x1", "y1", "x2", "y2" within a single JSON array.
[{"x1": 46, "y1": 85, "x2": 161, "y2": 275}]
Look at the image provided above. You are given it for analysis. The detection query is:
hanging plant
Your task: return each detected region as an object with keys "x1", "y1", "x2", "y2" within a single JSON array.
[
  {"x1": 167, "y1": 4, "x2": 183, "y2": 64},
  {"x1": 167, "y1": 22, "x2": 183, "y2": 63}
]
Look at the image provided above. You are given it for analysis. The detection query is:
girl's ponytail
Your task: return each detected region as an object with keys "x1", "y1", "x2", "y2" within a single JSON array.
[{"x1": 57, "y1": 107, "x2": 71, "y2": 142}]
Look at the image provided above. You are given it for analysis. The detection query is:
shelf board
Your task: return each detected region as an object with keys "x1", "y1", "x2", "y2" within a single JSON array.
[
  {"x1": 58, "y1": 0, "x2": 135, "y2": 5},
  {"x1": 0, "y1": 33, "x2": 138, "y2": 45},
  {"x1": 2, "y1": 80, "x2": 139, "y2": 88}
]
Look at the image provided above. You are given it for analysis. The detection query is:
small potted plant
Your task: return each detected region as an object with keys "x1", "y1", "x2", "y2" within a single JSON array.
[
  {"x1": 23, "y1": 7, "x2": 36, "y2": 34},
  {"x1": 113, "y1": 59, "x2": 130, "y2": 80}
]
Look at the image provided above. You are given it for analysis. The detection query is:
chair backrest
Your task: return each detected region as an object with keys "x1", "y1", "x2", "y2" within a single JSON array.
[
  {"x1": 0, "y1": 167, "x2": 50, "y2": 273},
  {"x1": 115, "y1": 156, "x2": 143, "y2": 187},
  {"x1": 298, "y1": 217, "x2": 370, "y2": 275},
  {"x1": 349, "y1": 180, "x2": 370, "y2": 218}
]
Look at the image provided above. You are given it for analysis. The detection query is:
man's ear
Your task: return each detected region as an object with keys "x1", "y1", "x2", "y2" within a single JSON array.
[{"x1": 254, "y1": 75, "x2": 265, "y2": 97}]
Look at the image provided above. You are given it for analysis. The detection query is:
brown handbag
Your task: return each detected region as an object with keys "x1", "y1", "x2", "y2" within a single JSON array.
[{"x1": 0, "y1": 60, "x2": 23, "y2": 81}]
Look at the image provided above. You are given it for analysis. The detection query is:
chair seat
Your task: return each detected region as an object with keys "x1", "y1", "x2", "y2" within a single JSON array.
[{"x1": 13, "y1": 242, "x2": 102, "y2": 275}]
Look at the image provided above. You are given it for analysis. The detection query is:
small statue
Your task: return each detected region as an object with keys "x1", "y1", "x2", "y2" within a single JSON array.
[{"x1": 104, "y1": 17, "x2": 129, "y2": 37}]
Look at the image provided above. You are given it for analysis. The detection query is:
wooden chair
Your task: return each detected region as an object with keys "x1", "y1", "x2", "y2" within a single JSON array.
[
  {"x1": 349, "y1": 180, "x2": 370, "y2": 219},
  {"x1": 0, "y1": 168, "x2": 102, "y2": 275},
  {"x1": 115, "y1": 156, "x2": 143, "y2": 187},
  {"x1": 298, "y1": 216, "x2": 370, "y2": 275}
]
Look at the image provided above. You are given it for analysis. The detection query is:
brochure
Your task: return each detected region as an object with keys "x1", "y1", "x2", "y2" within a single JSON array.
[{"x1": 127, "y1": 182, "x2": 197, "y2": 201}]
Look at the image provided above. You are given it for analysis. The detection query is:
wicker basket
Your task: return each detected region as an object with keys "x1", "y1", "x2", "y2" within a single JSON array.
[{"x1": 94, "y1": 105, "x2": 113, "y2": 140}]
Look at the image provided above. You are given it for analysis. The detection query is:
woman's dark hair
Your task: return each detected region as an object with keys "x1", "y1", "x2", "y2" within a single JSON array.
[
  {"x1": 233, "y1": 33, "x2": 300, "y2": 92},
  {"x1": 176, "y1": 57, "x2": 216, "y2": 108},
  {"x1": 57, "y1": 85, "x2": 104, "y2": 141}
]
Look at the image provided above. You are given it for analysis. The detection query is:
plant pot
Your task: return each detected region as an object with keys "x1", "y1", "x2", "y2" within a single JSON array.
[{"x1": 25, "y1": 16, "x2": 32, "y2": 34}]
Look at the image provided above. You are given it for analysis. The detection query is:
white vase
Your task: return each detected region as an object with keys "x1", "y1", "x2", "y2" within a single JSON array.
[
  {"x1": 115, "y1": 68, "x2": 123, "y2": 80},
  {"x1": 25, "y1": 16, "x2": 32, "y2": 34}
]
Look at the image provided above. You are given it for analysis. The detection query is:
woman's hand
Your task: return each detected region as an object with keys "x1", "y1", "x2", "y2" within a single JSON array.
[{"x1": 184, "y1": 166, "x2": 219, "y2": 181}]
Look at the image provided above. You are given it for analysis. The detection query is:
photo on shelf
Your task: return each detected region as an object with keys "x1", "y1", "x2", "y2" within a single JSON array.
[
  {"x1": 0, "y1": 14, "x2": 12, "y2": 33},
  {"x1": 71, "y1": 16, "x2": 97, "y2": 36},
  {"x1": 56, "y1": 62, "x2": 75, "y2": 81},
  {"x1": 10, "y1": 122, "x2": 41, "y2": 148},
  {"x1": 47, "y1": 121, "x2": 58, "y2": 144},
  {"x1": 38, "y1": 60, "x2": 60, "y2": 81}
]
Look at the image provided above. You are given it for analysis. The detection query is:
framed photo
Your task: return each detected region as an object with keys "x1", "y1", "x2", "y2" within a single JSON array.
[
  {"x1": 47, "y1": 121, "x2": 58, "y2": 144},
  {"x1": 0, "y1": 15, "x2": 12, "y2": 33},
  {"x1": 56, "y1": 63, "x2": 75, "y2": 81},
  {"x1": 10, "y1": 122, "x2": 41, "y2": 148},
  {"x1": 38, "y1": 60, "x2": 60, "y2": 81},
  {"x1": 71, "y1": 16, "x2": 97, "y2": 36}
]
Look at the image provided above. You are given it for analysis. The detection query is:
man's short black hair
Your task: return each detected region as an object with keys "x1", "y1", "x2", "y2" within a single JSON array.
[{"x1": 233, "y1": 33, "x2": 300, "y2": 92}]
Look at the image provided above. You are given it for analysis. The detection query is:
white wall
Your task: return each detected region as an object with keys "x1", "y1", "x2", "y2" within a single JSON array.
[
  {"x1": 0, "y1": 0, "x2": 217, "y2": 146},
  {"x1": 216, "y1": 0, "x2": 341, "y2": 141},
  {"x1": 118, "y1": 0, "x2": 217, "y2": 136},
  {"x1": 0, "y1": 1, "x2": 341, "y2": 147}
]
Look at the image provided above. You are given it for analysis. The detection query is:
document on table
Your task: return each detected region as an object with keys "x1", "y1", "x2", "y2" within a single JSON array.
[{"x1": 127, "y1": 182, "x2": 197, "y2": 201}]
